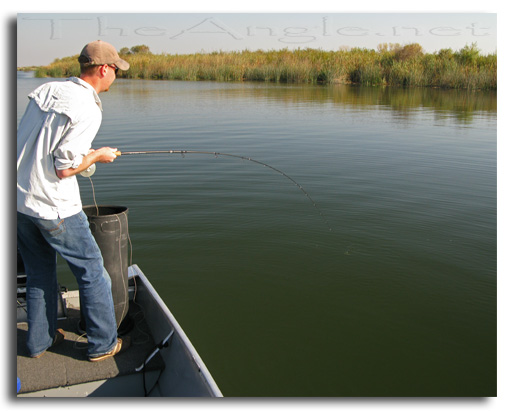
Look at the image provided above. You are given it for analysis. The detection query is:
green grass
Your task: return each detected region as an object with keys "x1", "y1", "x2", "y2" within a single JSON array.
[{"x1": 26, "y1": 43, "x2": 496, "y2": 90}]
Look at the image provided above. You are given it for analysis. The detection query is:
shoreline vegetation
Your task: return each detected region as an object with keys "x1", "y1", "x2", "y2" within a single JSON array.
[{"x1": 19, "y1": 43, "x2": 496, "y2": 90}]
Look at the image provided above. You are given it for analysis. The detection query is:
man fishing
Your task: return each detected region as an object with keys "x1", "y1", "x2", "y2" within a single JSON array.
[{"x1": 17, "y1": 40, "x2": 130, "y2": 362}]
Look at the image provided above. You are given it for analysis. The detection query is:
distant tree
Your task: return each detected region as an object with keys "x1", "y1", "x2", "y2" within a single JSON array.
[
  {"x1": 455, "y1": 43, "x2": 480, "y2": 65},
  {"x1": 437, "y1": 48, "x2": 454, "y2": 60},
  {"x1": 394, "y1": 43, "x2": 424, "y2": 61},
  {"x1": 119, "y1": 47, "x2": 131, "y2": 56},
  {"x1": 130, "y1": 45, "x2": 151, "y2": 54}
]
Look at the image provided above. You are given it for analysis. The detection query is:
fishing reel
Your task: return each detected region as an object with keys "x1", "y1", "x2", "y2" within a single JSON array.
[{"x1": 80, "y1": 163, "x2": 96, "y2": 177}]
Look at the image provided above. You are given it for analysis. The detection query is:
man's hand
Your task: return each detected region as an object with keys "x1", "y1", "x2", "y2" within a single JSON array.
[{"x1": 93, "y1": 147, "x2": 118, "y2": 163}]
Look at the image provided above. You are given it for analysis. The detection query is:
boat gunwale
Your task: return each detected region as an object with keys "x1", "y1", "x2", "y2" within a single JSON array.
[{"x1": 129, "y1": 265, "x2": 223, "y2": 397}]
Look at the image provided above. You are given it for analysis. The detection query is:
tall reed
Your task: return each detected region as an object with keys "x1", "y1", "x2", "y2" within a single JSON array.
[{"x1": 28, "y1": 43, "x2": 496, "y2": 90}]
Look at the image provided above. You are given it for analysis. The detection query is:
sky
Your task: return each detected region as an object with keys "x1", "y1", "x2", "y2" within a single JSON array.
[{"x1": 16, "y1": 12, "x2": 497, "y2": 67}]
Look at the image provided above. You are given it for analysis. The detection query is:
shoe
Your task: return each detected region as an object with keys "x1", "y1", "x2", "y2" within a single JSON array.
[
  {"x1": 88, "y1": 336, "x2": 131, "y2": 362},
  {"x1": 31, "y1": 329, "x2": 66, "y2": 358}
]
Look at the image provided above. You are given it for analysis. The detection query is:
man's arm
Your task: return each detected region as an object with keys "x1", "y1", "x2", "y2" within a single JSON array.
[{"x1": 55, "y1": 147, "x2": 118, "y2": 179}]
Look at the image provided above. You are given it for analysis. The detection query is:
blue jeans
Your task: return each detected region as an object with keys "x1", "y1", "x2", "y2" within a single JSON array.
[{"x1": 17, "y1": 211, "x2": 118, "y2": 358}]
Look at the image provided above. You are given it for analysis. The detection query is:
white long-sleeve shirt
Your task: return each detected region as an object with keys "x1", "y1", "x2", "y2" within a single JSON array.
[{"x1": 17, "y1": 77, "x2": 103, "y2": 219}]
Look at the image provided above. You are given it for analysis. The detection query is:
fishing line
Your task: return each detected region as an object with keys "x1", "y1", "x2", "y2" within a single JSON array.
[
  {"x1": 87, "y1": 176, "x2": 99, "y2": 216},
  {"x1": 115, "y1": 149, "x2": 332, "y2": 232}
]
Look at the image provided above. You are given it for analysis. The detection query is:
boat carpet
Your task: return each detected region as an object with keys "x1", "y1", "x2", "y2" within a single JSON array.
[{"x1": 17, "y1": 301, "x2": 165, "y2": 394}]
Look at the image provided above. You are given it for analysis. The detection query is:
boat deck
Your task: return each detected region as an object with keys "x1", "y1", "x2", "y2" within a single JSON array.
[{"x1": 17, "y1": 300, "x2": 165, "y2": 396}]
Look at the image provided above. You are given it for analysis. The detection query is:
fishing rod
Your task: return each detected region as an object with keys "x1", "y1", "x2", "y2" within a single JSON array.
[{"x1": 114, "y1": 149, "x2": 332, "y2": 231}]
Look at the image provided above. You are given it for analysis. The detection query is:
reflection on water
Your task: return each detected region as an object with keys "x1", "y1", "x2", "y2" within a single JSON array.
[
  {"x1": 198, "y1": 82, "x2": 496, "y2": 123},
  {"x1": 17, "y1": 72, "x2": 496, "y2": 397}
]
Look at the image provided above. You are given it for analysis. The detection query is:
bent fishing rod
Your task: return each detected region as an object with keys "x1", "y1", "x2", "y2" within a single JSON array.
[{"x1": 114, "y1": 149, "x2": 332, "y2": 231}]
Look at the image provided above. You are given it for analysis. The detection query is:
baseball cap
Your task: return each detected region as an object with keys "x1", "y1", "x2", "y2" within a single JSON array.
[{"x1": 78, "y1": 40, "x2": 130, "y2": 70}]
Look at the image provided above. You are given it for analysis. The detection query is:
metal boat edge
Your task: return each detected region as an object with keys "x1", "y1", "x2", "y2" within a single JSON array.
[{"x1": 128, "y1": 264, "x2": 223, "y2": 397}]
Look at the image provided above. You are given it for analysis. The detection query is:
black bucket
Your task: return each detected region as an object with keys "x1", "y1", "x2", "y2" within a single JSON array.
[{"x1": 82, "y1": 205, "x2": 132, "y2": 334}]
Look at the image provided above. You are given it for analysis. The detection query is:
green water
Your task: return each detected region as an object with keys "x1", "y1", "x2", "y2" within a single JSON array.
[{"x1": 17, "y1": 72, "x2": 496, "y2": 396}]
